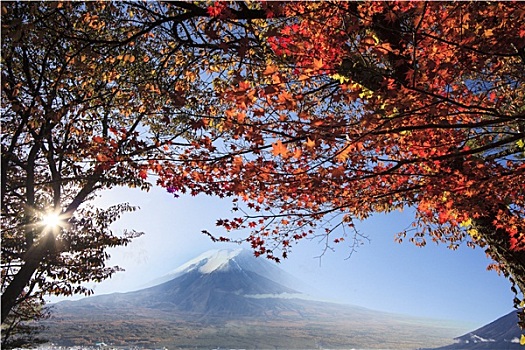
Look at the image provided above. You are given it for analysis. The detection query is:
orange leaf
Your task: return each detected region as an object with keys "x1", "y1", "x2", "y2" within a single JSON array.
[
  {"x1": 312, "y1": 58, "x2": 324, "y2": 70},
  {"x1": 236, "y1": 111, "x2": 246, "y2": 123},
  {"x1": 305, "y1": 138, "x2": 316, "y2": 148},
  {"x1": 271, "y1": 73, "x2": 282, "y2": 84},
  {"x1": 225, "y1": 109, "x2": 234, "y2": 118},
  {"x1": 263, "y1": 64, "x2": 278, "y2": 75},
  {"x1": 484, "y1": 29, "x2": 494, "y2": 37},
  {"x1": 96, "y1": 153, "x2": 108, "y2": 162},
  {"x1": 271, "y1": 140, "x2": 289, "y2": 157},
  {"x1": 232, "y1": 156, "x2": 243, "y2": 169},
  {"x1": 292, "y1": 147, "x2": 303, "y2": 159},
  {"x1": 362, "y1": 35, "x2": 376, "y2": 46},
  {"x1": 376, "y1": 42, "x2": 393, "y2": 54},
  {"x1": 238, "y1": 81, "x2": 251, "y2": 91},
  {"x1": 277, "y1": 91, "x2": 293, "y2": 104}
]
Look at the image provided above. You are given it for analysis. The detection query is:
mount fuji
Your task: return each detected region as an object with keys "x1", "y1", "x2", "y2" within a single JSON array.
[
  {"x1": 117, "y1": 249, "x2": 310, "y2": 318},
  {"x1": 45, "y1": 249, "x2": 468, "y2": 349},
  {"x1": 142, "y1": 248, "x2": 308, "y2": 295}
]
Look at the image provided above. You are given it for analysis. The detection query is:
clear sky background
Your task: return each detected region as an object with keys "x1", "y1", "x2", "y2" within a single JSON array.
[{"x1": 64, "y1": 183, "x2": 514, "y2": 330}]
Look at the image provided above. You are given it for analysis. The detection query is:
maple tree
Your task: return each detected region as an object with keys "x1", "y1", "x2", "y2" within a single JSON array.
[{"x1": 149, "y1": 1, "x2": 525, "y2": 321}]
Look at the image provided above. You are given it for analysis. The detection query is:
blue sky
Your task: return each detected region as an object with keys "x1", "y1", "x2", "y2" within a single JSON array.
[{"x1": 71, "y1": 184, "x2": 514, "y2": 330}]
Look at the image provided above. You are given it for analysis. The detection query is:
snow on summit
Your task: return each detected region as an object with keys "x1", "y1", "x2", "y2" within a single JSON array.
[
  {"x1": 192, "y1": 249, "x2": 243, "y2": 274},
  {"x1": 142, "y1": 249, "x2": 246, "y2": 288},
  {"x1": 168, "y1": 249, "x2": 243, "y2": 276}
]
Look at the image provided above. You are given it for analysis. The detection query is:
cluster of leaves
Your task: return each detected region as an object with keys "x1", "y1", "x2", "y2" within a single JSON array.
[
  {"x1": 151, "y1": 1, "x2": 525, "y2": 309},
  {"x1": 154, "y1": 3, "x2": 523, "y2": 244}
]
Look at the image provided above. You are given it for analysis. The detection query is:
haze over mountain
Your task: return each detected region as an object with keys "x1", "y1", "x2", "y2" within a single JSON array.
[{"x1": 46, "y1": 249, "x2": 472, "y2": 349}]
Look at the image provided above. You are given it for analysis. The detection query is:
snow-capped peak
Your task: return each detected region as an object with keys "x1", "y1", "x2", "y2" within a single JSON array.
[
  {"x1": 168, "y1": 249, "x2": 243, "y2": 275},
  {"x1": 190, "y1": 249, "x2": 243, "y2": 274},
  {"x1": 141, "y1": 249, "x2": 245, "y2": 288},
  {"x1": 142, "y1": 248, "x2": 311, "y2": 295}
]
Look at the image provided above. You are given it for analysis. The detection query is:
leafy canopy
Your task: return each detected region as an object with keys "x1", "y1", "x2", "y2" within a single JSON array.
[
  {"x1": 152, "y1": 1, "x2": 525, "y2": 314},
  {"x1": 1, "y1": 0, "x2": 524, "y2": 330}
]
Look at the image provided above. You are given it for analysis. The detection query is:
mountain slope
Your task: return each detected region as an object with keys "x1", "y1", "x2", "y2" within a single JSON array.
[
  {"x1": 431, "y1": 310, "x2": 522, "y2": 350},
  {"x1": 131, "y1": 266, "x2": 301, "y2": 318},
  {"x1": 45, "y1": 249, "x2": 468, "y2": 349}
]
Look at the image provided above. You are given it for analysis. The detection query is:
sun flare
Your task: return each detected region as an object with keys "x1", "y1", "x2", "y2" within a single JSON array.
[{"x1": 41, "y1": 212, "x2": 63, "y2": 229}]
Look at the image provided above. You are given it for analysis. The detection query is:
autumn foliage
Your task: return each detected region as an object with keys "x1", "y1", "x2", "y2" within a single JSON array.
[
  {"x1": 1, "y1": 0, "x2": 524, "y2": 329},
  {"x1": 155, "y1": 1, "x2": 525, "y2": 311},
  {"x1": 0, "y1": 1, "x2": 208, "y2": 324}
]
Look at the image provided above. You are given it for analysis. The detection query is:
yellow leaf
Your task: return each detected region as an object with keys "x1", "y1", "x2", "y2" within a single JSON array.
[
  {"x1": 467, "y1": 228, "x2": 480, "y2": 240},
  {"x1": 520, "y1": 334, "x2": 525, "y2": 346},
  {"x1": 460, "y1": 218, "x2": 472, "y2": 228},
  {"x1": 359, "y1": 88, "x2": 374, "y2": 99},
  {"x1": 330, "y1": 73, "x2": 350, "y2": 84}
]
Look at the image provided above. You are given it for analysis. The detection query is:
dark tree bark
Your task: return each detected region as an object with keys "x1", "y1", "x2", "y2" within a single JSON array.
[{"x1": 1, "y1": 232, "x2": 55, "y2": 324}]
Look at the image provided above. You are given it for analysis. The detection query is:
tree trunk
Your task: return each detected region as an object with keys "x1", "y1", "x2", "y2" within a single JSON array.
[
  {"x1": 1, "y1": 232, "x2": 55, "y2": 324},
  {"x1": 474, "y1": 216, "x2": 525, "y2": 328}
]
